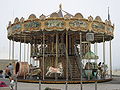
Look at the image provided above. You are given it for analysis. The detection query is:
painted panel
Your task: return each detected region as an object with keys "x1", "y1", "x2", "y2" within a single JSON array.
[
  {"x1": 45, "y1": 20, "x2": 64, "y2": 29},
  {"x1": 69, "y1": 20, "x2": 88, "y2": 29},
  {"x1": 92, "y1": 23, "x2": 105, "y2": 30},
  {"x1": 24, "y1": 21, "x2": 41, "y2": 30},
  {"x1": 12, "y1": 24, "x2": 21, "y2": 31},
  {"x1": 107, "y1": 26, "x2": 113, "y2": 32}
]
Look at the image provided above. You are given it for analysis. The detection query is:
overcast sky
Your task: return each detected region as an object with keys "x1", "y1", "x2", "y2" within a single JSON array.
[{"x1": 0, "y1": 0, "x2": 120, "y2": 70}]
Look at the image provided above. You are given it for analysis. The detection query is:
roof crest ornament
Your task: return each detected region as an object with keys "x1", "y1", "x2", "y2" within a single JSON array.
[
  {"x1": 108, "y1": 7, "x2": 110, "y2": 20},
  {"x1": 59, "y1": 4, "x2": 62, "y2": 10}
]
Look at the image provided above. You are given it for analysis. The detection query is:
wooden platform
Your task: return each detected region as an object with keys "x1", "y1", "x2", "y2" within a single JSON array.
[{"x1": 17, "y1": 78, "x2": 112, "y2": 84}]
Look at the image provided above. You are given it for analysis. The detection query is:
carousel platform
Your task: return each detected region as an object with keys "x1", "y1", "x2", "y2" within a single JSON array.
[{"x1": 17, "y1": 78, "x2": 112, "y2": 84}]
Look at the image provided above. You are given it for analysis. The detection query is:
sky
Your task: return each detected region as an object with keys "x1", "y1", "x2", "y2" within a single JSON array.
[{"x1": 0, "y1": 0, "x2": 120, "y2": 70}]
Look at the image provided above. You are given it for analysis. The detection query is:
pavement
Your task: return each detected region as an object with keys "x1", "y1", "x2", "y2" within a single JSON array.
[{"x1": 16, "y1": 76, "x2": 120, "y2": 90}]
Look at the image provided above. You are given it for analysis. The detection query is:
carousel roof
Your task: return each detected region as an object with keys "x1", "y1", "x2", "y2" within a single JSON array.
[
  {"x1": 7, "y1": 4, "x2": 114, "y2": 43},
  {"x1": 83, "y1": 51, "x2": 99, "y2": 60}
]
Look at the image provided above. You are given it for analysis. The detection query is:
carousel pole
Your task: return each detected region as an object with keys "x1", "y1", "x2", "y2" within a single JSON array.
[
  {"x1": 96, "y1": 43, "x2": 98, "y2": 56},
  {"x1": 94, "y1": 43, "x2": 98, "y2": 63},
  {"x1": 39, "y1": 38, "x2": 43, "y2": 68},
  {"x1": 79, "y1": 32, "x2": 83, "y2": 90},
  {"x1": 96, "y1": 43, "x2": 98, "y2": 63},
  {"x1": 108, "y1": 7, "x2": 112, "y2": 78},
  {"x1": 103, "y1": 35, "x2": 106, "y2": 78},
  {"x1": 109, "y1": 39, "x2": 112, "y2": 78},
  {"x1": 12, "y1": 36, "x2": 14, "y2": 61},
  {"x1": 23, "y1": 35, "x2": 26, "y2": 79},
  {"x1": 19, "y1": 37, "x2": 22, "y2": 62},
  {"x1": 32, "y1": 37, "x2": 35, "y2": 66},
  {"x1": 55, "y1": 32, "x2": 58, "y2": 80},
  {"x1": 42, "y1": 31, "x2": 45, "y2": 80},
  {"x1": 27, "y1": 43, "x2": 29, "y2": 63},
  {"x1": 51, "y1": 36, "x2": 54, "y2": 68},
  {"x1": 94, "y1": 43, "x2": 96, "y2": 54},
  {"x1": 65, "y1": 31, "x2": 69, "y2": 90},
  {"x1": 39, "y1": 38, "x2": 42, "y2": 90},
  {"x1": 9, "y1": 40, "x2": 11, "y2": 60},
  {"x1": 30, "y1": 38, "x2": 32, "y2": 65},
  {"x1": 94, "y1": 43, "x2": 98, "y2": 55},
  {"x1": 103, "y1": 35, "x2": 105, "y2": 64},
  {"x1": 24, "y1": 36, "x2": 26, "y2": 62}
]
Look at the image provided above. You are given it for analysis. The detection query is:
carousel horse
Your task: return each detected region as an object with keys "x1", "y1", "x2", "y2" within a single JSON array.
[
  {"x1": 46, "y1": 63, "x2": 63, "y2": 76},
  {"x1": 101, "y1": 63, "x2": 108, "y2": 77},
  {"x1": 97, "y1": 63, "x2": 108, "y2": 78},
  {"x1": 26, "y1": 68, "x2": 41, "y2": 79}
]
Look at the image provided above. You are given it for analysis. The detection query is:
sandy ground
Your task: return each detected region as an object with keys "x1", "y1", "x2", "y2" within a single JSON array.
[{"x1": 16, "y1": 77, "x2": 120, "y2": 90}]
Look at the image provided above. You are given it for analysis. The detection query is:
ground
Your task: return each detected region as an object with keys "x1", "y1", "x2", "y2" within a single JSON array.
[{"x1": 16, "y1": 77, "x2": 120, "y2": 90}]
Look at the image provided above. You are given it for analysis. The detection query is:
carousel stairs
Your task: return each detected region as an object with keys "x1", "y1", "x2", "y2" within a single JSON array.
[
  {"x1": 64, "y1": 44, "x2": 81, "y2": 80},
  {"x1": 69, "y1": 58, "x2": 81, "y2": 80},
  {"x1": 68, "y1": 45, "x2": 83, "y2": 80}
]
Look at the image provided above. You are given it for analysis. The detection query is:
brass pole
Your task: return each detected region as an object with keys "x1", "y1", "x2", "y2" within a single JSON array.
[
  {"x1": 55, "y1": 32, "x2": 58, "y2": 80},
  {"x1": 79, "y1": 32, "x2": 83, "y2": 90},
  {"x1": 110, "y1": 40, "x2": 112, "y2": 78},
  {"x1": 66, "y1": 31, "x2": 69, "y2": 81},
  {"x1": 42, "y1": 32, "x2": 45, "y2": 80},
  {"x1": 51, "y1": 37, "x2": 54, "y2": 67},
  {"x1": 39, "y1": 38, "x2": 42, "y2": 68}
]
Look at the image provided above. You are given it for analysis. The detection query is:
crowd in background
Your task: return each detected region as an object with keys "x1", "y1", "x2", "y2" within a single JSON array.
[
  {"x1": 0, "y1": 63, "x2": 14, "y2": 89},
  {"x1": 0, "y1": 63, "x2": 13, "y2": 79}
]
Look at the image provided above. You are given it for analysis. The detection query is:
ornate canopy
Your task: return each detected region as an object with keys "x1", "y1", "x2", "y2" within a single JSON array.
[
  {"x1": 83, "y1": 51, "x2": 99, "y2": 60},
  {"x1": 7, "y1": 5, "x2": 114, "y2": 43}
]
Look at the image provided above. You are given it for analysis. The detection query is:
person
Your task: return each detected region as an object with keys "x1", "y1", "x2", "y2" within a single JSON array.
[
  {"x1": 0, "y1": 70, "x2": 3, "y2": 78},
  {"x1": 9, "y1": 76, "x2": 15, "y2": 90},
  {"x1": 5, "y1": 66, "x2": 11, "y2": 78},
  {"x1": 85, "y1": 62, "x2": 92, "y2": 69},
  {"x1": 8, "y1": 63, "x2": 14, "y2": 75}
]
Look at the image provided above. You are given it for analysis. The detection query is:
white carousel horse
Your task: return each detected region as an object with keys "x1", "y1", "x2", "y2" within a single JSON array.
[{"x1": 46, "y1": 63, "x2": 63, "y2": 76}]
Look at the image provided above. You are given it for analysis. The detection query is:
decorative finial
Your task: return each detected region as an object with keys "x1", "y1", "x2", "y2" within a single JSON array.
[
  {"x1": 59, "y1": 4, "x2": 62, "y2": 10},
  {"x1": 108, "y1": 7, "x2": 110, "y2": 20}
]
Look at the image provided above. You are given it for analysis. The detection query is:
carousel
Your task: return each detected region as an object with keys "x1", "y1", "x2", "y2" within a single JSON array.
[{"x1": 7, "y1": 5, "x2": 114, "y2": 83}]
